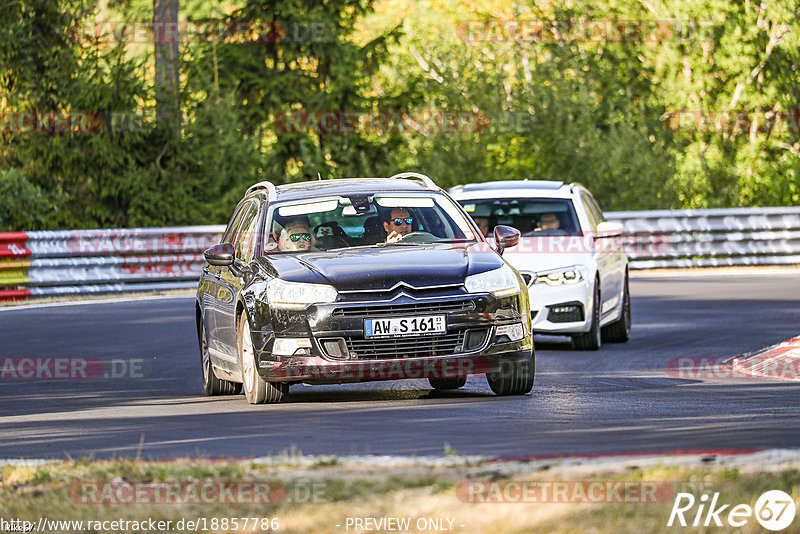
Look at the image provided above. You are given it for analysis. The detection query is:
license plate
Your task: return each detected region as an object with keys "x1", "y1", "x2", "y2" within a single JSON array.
[{"x1": 364, "y1": 315, "x2": 446, "y2": 338}]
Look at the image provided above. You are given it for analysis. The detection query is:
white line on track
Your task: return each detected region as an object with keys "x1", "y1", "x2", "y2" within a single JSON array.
[{"x1": 0, "y1": 294, "x2": 194, "y2": 312}]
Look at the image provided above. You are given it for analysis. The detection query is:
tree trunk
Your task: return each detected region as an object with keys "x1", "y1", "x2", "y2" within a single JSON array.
[{"x1": 154, "y1": 0, "x2": 180, "y2": 130}]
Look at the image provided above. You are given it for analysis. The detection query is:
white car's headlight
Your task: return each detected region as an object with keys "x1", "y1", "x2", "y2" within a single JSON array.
[
  {"x1": 534, "y1": 265, "x2": 586, "y2": 286},
  {"x1": 266, "y1": 279, "x2": 338, "y2": 310},
  {"x1": 465, "y1": 264, "x2": 521, "y2": 297}
]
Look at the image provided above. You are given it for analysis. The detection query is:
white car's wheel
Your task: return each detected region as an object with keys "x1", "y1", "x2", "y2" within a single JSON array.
[
  {"x1": 602, "y1": 272, "x2": 631, "y2": 343},
  {"x1": 572, "y1": 283, "x2": 601, "y2": 351}
]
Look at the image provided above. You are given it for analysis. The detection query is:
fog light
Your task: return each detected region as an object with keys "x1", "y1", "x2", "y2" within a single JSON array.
[
  {"x1": 546, "y1": 302, "x2": 584, "y2": 323},
  {"x1": 273, "y1": 338, "x2": 312, "y2": 356},
  {"x1": 496, "y1": 323, "x2": 524, "y2": 342}
]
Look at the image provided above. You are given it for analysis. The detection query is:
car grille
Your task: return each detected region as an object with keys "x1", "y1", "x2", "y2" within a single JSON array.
[
  {"x1": 345, "y1": 331, "x2": 466, "y2": 359},
  {"x1": 332, "y1": 299, "x2": 475, "y2": 318}
]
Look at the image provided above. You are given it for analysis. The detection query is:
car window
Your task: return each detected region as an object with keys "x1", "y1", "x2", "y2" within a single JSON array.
[
  {"x1": 458, "y1": 198, "x2": 582, "y2": 236},
  {"x1": 221, "y1": 202, "x2": 248, "y2": 244},
  {"x1": 579, "y1": 192, "x2": 604, "y2": 230},
  {"x1": 235, "y1": 203, "x2": 260, "y2": 263},
  {"x1": 264, "y1": 193, "x2": 479, "y2": 252},
  {"x1": 231, "y1": 201, "x2": 258, "y2": 261},
  {"x1": 585, "y1": 193, "x2": 607, "y2": 223}
]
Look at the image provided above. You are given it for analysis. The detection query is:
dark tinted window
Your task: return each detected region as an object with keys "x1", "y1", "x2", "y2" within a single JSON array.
[
  {"x1": 459, "y1": 198, "x2": 582, "y2": 236},
  {"x1": 234, "y1": 203, "x2": 260, "y2": 262},
  {"x1": 264, "y1": 193, "x2": 478, "y2": 252}
]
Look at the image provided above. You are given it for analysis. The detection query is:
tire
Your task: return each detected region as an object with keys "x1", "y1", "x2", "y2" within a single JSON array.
[
  {"x1": 238, "y1": 312, "x2": 288, "y2": 404},
  {"x1": 429, "y1": 376, "x2": 467, "y2": 390},
  {"x1": 486, "y1": 352, "x2": 535, "y2": 396},
  {"x1": 602, "y1": 272, "x2": 631, "y2": 343},
  {"x1": 198, "y1": 316, "x2": 241, "y2": 396},
  {"x1": 572, "y1": 283, "x2": 601, "y2": 351}
]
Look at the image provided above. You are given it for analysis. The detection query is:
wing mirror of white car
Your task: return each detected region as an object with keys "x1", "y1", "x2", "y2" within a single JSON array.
[
  {"x1": 595, "y1": 221, "x2": 624, "y2": 239},
  {"x1": 493, "y1": 225, "x2": 521, "y2": 255},
  {"x1": 204, "y1": 243, "x2": 235, "y2": 266}
]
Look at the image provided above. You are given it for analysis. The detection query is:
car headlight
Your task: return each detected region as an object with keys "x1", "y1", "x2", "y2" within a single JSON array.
[
  {"x1": 464, "y1": 264, "x2": 521, "y2": 297},
  {"x1": 534, "y1": 266, "x2": 586, "y2": 286},
  {"x1": 266, "y1": 279, "x2": 338, "y2": 310}
]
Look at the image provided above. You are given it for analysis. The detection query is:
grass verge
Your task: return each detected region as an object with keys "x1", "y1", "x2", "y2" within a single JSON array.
[{"x1": 1, "y1": 455, "x2": 799, "y2": 533}]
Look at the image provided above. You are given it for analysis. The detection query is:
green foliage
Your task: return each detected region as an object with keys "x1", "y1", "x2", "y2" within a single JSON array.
[
  {"x1": 1, "y1": 0, "x2": 799, "y2": 231},
  {"x1": 0, "y1": 169, "x2": 54, "y2": 231}
]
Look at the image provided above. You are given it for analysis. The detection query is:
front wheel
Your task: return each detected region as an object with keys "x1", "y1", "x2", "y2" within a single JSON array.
[
  {"x1": 199, "y1": 316, "x2": 241, "y2": 396},
  {"x1": 572, "y1": 284, "x2": 601, "y2": 351},
  {"x1": 429, "y1": 376, "x2": 467, "y2": 390},
  {"x1": 486, "y1": 352, "x2": 535, "y2": 396},
  {"x1": 238, "y1": 313, "x2": 288, "y2": 404},
  {"x1": 602, "y1": 272, "x2": 631, "y2": 343}
]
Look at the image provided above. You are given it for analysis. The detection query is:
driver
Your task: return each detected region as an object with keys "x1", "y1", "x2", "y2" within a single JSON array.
[
  {"x1": 278, "y1": 219, "x2": 314, "y2": 252},
  {"x1": 384, "y1": 208, "x2": 413, "y2": 243},
  {"x1": 536, "y1": 212, "x2": 560, "y2": 231}
]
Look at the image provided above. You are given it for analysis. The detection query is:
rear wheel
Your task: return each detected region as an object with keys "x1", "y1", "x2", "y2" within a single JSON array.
[
  {"x1": 602, "y1": 272, "x2": 631, "y2": 343},
  {"x1": 486, "y1": 352, "x2": 535, "y2": 396},
  {"x1": 429, "y1": 376, "x2": 467, "y2": 390},
  {"x1": 198, "y1": 316, "x2": 241, "y2": 396},
  {"x1": 238, "y1": 313, "x2": 288, "y2": 404},
  {"x1": 572, "y1": 284, "x2": 601, "y2": 351}
]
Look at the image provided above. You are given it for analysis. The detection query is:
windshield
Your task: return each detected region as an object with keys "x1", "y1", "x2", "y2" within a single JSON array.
[
  {"x1": 262, "y1": 192, "x2": 479, "y2": 253},
  {"x1": 459, "y1": 198, "x2": 582, "y2": 236}
]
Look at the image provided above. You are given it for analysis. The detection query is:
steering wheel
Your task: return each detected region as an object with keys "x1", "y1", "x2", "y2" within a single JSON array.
[{"x1": 397, "y1": 231, "x2": 437, "y2": 243}]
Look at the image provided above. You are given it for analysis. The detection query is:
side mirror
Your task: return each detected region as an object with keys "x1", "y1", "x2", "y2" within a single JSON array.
[
  {"x1": 204, "y1": 243, "x2": 235, "y2": 266},
  {"x1": 595, "y1": 221, "x2": 623, "y2": 238},
  {"x1": 493, "y1": 225, "x2": 520, "y2": 255}
]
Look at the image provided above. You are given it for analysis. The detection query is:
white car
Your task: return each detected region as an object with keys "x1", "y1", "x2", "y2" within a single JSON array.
[{"x1": 450, "y1": 180, "x2": 630, "y2": 350}]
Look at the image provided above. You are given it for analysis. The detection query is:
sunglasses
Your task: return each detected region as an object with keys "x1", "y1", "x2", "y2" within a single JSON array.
[
  {"x1": 289, "y1": 233, "x2": 311, "y2": 242},
  {"x1": 391, "y1": 217, "x2": 413, "y2": 226}
]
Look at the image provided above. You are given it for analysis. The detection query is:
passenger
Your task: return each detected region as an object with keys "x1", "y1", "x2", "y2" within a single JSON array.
[
  {"x1": 473, "y1": 216, "x2": 490, "y2": 237},
  {"x1": 536, "y1": 212, "x2": 560, "y2": 231},
  {"x1": 278, "y1": 220, "x2": 314, "y2": 252},
  {"x1": 383, "y1": 208, "x2": 414, "y2": 243}
]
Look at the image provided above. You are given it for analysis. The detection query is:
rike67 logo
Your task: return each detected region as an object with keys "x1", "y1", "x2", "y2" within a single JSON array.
[{"x1": 668, "y1": 490, "x2": 797, "y2": 531}]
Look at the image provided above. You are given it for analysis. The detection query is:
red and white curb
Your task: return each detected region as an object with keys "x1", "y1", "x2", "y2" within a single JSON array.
[{"x1": 727, "y1": 336, "x2": 800, "y2": 381}]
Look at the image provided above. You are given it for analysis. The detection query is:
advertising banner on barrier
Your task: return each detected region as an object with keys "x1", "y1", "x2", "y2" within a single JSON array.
[{"x1": 0, "y1": 232, "x2": 31, "y2": 258}]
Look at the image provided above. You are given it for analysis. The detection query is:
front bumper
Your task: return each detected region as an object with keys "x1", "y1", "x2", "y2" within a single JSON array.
[
  {"x1": 529, "y1": 278, "x2": 593, "y2": 334},
  {"x1": 250, "y1": 291, "x2": 533, "y2": 383},
  {"x1": 260, "y1": 346, "x2": 532, "y2": 383}
]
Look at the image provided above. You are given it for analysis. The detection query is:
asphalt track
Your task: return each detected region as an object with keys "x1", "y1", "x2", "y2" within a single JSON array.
[{"x1": 1, "y1": 272, "x2": 799, "y2": 460}]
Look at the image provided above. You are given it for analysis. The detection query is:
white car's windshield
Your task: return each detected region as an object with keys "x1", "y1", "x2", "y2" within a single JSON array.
[
  {"x1": 460, "y1": 198, "x2": 582, "y2": 236},
  {"x1": 263, "y1": 193, "x2": 479, "y2": 253}
]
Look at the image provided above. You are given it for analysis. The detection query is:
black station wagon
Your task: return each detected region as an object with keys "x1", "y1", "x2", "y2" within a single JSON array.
[{"x1": 196, "y1": 173, "x2": 535, "y2": 403}]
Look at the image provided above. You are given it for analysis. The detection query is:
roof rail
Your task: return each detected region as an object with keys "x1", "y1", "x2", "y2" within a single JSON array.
[
  {"x1": 246, "y1": 181, "x2": 278, "y2": 201},
  {"x1": 388, "y1": 172, "x2": 439, "y2": 191}
]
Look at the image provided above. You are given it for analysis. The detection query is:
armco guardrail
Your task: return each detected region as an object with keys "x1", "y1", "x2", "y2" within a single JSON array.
[
  {"x1": 606, "y1": 206, "x2": 800, "y2": 269},
  {"x1": 0, "y1": 227, "x2": 224, "y2": 301},
  {"x1": 1, "y1": 207, "x2": 798, "y2": 301}
]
